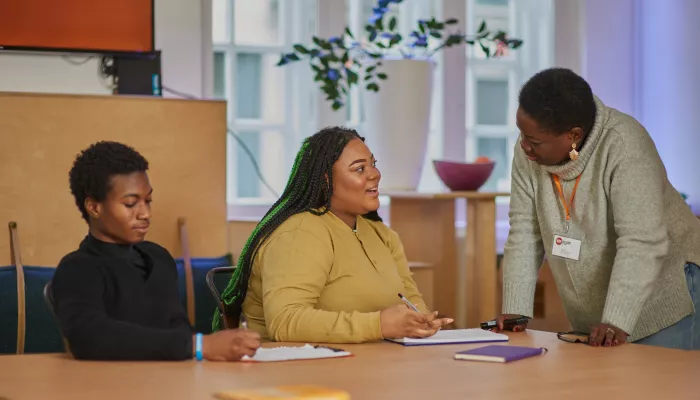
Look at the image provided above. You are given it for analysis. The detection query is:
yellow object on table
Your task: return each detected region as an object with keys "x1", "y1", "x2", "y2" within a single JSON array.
[{"x1": 214, "y1": 385, "x2": 351, "y2": 400}]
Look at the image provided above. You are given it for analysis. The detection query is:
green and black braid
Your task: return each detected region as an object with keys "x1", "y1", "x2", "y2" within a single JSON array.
[{"x1": 213, "y1": 126, "x2": 382, "y2": 331}]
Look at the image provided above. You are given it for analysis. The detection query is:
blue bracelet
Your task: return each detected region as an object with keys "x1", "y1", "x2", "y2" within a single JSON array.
[{"x1": 195, "y1": 333, "x2": 203, "y2": 361}]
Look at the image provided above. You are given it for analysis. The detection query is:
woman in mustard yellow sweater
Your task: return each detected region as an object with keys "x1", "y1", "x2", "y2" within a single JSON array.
[{"x1": 215, "y1": 127, "x2": 452, "y2": 343}]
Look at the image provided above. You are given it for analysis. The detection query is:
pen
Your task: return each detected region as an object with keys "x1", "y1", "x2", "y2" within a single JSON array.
[
  {"x1": 239, "y1": 313, "x2": 248, "y2": 330},
  {"x1": 398, "y1": 293, "x2": 421, "y2": 313}
]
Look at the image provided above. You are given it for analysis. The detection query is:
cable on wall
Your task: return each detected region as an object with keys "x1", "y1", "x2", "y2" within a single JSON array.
[
  {"x1": 161, "y1": 86, "x2": 279, "y2": 198},
  {"x1": 96, "y1": 56, "x2": 117, "y2": 91},
  {"x1": 61, "y1": 55, "x2": 94, "y2": 65},
  {"x1": 59, "y1": 55, "x2": 278, "y2": 198}
]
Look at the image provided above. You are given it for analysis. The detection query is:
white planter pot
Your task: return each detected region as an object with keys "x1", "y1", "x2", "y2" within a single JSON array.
[{"x1": 363, "y1": 58, "x2": 434, "y2": 192}]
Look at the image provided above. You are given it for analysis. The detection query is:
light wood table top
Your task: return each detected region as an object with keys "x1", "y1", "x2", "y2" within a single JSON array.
[{"x1": 1, "y1": 331, "x2": 698, "y2": 400}]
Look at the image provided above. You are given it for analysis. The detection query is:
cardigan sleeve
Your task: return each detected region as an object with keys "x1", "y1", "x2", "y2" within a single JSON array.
[
  {"x1": 501, "y1": 141, "x2": 546, "y2": 317},
  {"x1": 602, "y1": 132, "x2": 669, "y2": 334},
  {"x1": 261, "y1": 229, "x2": 383, "y2": 343}
]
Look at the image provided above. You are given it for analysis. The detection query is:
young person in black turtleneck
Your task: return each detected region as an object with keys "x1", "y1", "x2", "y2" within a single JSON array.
[{"x1": 52, "y1": 141, "x2": 260, "y2": 361}]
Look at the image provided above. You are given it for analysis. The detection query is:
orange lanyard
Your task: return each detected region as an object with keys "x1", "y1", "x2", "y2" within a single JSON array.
[{"x1": 552, "y1": 174, "x2": 581, "y2": 232}]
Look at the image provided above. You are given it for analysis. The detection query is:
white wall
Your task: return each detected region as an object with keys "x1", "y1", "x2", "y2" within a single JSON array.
[
  {"x1": 554, "y1": 0, "x2": 700, "y2": 211},
  {"x1": 554, "y1": 0, "x2": 636, "y2": 117},
  {"x1": 0, "y1": 0, "x2": 211, "y2": 99},
  {"x1": 637, "y1": 0, "x2": 700, "y2": 211},
  {"x1": 553, "y1": 0, "x2": 584, "y2": 75},
  {"x1": 583, "y1": 0, "x2": 636, "y2": 117}
]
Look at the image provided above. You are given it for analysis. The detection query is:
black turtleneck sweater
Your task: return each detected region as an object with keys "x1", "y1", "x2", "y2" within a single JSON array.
[{"x1": 52, "y1": 234, "x2": 193, "y2": 361}]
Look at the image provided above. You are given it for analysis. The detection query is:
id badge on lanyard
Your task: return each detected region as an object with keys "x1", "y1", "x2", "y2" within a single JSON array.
[{"x1": 551, "y1": 174, "x2": 582, "y2": 261}]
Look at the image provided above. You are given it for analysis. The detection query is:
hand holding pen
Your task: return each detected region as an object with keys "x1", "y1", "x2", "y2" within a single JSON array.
[
  {"x1": 399, "y1": 293, "x2": 454, "y2": 331},
  {"x1": 378, "y1": 294, "x2": 454, "y2": 339},
  {"x1": 193, "y1": 314, "x2": 260, "y2": 361}
]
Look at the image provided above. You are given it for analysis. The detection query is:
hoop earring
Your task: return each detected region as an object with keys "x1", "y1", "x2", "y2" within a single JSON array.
[{"x1": 569, "y1": 143, "x2": 579, "y2": 161}]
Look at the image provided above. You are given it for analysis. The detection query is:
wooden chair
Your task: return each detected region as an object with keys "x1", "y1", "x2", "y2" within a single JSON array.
[
  {"x1": 177, "y1": 218, "x2": 196, "y2": 327},
  {"x1": 205, "y1": 266, "x2": 238, "y2": 329},
  {"x1": 8, "y1": 222, "x2": 25, "y2": 354},
  {"x1": 43, "y1": 280, "x2": 71, "y2": 353},
  {"x1": 177, "y1": 217, "x2": 237, "y2": 333},
  {"x1": 7, "y1": 222, "x2": 64, "y2": 354},
  {"x1": 43, "y1": 280, "x2": 55, "y2": 316},
  {"x1": 0, "y1": 265, "x2": 19, "y2": 354}
]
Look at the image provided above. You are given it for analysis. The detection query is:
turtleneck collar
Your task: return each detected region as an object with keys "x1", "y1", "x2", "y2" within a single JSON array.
[
  {"x1": 541, "y1": 95, "x2": 609, "y2": 181},
  {"x1": 84, "y1": 233, "x2": 149, "y2": 273},
  {"x1": 86, "y1": 233, "x2": 135, "y2": 259}
]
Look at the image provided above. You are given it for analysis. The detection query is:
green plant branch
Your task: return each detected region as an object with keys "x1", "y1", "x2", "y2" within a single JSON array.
[{"x1": 276, "y1": 1, "x2": 523, "y2": 111}]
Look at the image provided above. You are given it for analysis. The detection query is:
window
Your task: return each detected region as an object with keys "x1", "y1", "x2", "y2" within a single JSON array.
[
  {"x1": 476, "y1": 0, "x2": 510, "y2": 7},
  {"x1": 465, "y1": 0, "x2": 554, "y2": 194},
  {"x1": 345, "y1": 0, "x2": 445, "y2": 192},
  {"x1": 213, "y1": 0, "x2": 317, "y2": 207},
  {"x1": 215, "y1": 1, "x2": 553, "y2": 220}
]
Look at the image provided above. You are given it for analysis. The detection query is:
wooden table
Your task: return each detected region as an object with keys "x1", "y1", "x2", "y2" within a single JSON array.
[
  {"x1": 386, "y1": 191, "x2": 509, "y2": 328},
  {"x1": 1, "y1": 331, "x2": 698, "y2": 400}
]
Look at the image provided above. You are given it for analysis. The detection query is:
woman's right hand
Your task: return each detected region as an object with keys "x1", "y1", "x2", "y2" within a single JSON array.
[
  {"x1": 490, "y1": 314, "x2": 528, "y2": 332},
  {"x1": 200, "y1": 329, "x2": 261, "y2": 361},
  {"x1": 379, "y1": 304, "x2": 453, "y2": 339}
]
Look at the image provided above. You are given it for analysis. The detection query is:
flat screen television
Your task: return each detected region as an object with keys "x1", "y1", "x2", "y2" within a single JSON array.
[{"x1": 0, "y1": 0, "x2": 154, "y2": 54}]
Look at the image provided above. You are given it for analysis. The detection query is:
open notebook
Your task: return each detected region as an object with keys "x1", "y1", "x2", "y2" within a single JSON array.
[
  {"x1": 241, "y1": 344, "x2": 352, "y2": 362},
  {"x1": 386, "y1": 329, "x2": 509, "y2": 346}
]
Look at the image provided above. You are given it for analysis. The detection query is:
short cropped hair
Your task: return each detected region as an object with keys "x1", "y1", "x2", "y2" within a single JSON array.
[
  {"x1": 518, "y1": 67, "x2": 596, "y2": 135},
  {"x1": 69, "y1": 141, "x2": 149, "y2": 221}
]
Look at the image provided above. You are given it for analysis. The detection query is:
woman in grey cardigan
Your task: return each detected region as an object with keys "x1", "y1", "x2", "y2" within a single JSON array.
[{"x1": 495, "y1": 68, "x2": 700, "y2": 350}]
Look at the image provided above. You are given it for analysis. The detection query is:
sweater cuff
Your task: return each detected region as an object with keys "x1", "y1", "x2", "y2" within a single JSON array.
[
  {"x1": 601, "y1": 292, "x2": 645, "y2": 335},
  {"x1": 185, "y1": 333, "x2": 194, "y2": 359},
  {"x1": 362, "y1": 311, "x2": 383, "y2": 341},
  {"x1": 502, "y1": 282, "x2": 536, "y2": 317}
]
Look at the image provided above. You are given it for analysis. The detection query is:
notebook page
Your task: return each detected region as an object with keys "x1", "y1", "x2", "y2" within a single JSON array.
[
  {"x1": 242, "y1": 344, "x2": 352, "y2": 362},
  {"x1": 387, "y1": 329, "x2": 509, "y2": 345}
]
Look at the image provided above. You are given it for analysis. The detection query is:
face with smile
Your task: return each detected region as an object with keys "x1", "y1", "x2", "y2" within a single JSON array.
[
  {"x1": 329, "y1": 138, "x2": 381, "y2": 227},
  {"x1": 516, "y1": 107, "x2": 585, "y2": 166},
  {"x1": 86, "y1": 171, "x2": 153, "y2": 244}
]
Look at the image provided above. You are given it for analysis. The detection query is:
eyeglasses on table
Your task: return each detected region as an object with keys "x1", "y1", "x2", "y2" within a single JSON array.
[{"x1": 557, "y1": 331, "x2": 590, "y2": 344}]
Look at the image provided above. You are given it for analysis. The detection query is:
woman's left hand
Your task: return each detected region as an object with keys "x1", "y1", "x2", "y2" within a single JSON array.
[
  {"x1": 588, "y1": 323, "x2": 628, "y2": 347},
  {"x1": 424, "y1": 311, "x2": 454, "y2": 330}
]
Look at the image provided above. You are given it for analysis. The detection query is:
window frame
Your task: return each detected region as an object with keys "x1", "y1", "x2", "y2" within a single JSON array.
[
  {"x1": 220, "y1": 0, "x2": 554, "y2": 223},
  {"x1": 214, "y1": 0, "x2": 317, "y2": 209},
  {"x1": 465, "y1": 0, "x2": 554, "y2": 201}
]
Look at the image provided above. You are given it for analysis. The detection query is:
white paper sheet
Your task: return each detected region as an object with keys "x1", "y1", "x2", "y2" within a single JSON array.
[
  {"x1": 386, "y1": 329, "x2": 509, "y2": 346},
  {"x1": 241, "y1": 344, "x2": 352, "y2": 362}
]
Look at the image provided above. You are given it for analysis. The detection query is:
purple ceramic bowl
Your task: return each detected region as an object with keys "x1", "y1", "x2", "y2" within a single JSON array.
[{"x1": 432, "y1": 159, "x2": 496, "y2": 191}]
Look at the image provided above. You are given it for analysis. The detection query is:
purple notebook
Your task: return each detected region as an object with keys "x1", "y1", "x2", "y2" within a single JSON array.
[{"x1": 454, "y1": 345, "x2": 547, "y2": 363}]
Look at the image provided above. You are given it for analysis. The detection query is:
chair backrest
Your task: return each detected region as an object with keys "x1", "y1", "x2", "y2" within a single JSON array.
[
  {"x1": 177, "y1": 218, "x2": 196, "y2": 327},
  {"x1": 174, "y1": 254, "x2": 234, "y2": 333},
  {"x1": 0, "y1": 266, "x2": 19, "y2": 354},
  {"x1": 205, "y1": 266, "x2": 238, "y2": 329},
  {"x1": 42, "y1": 280, "x2": 72, "y2": 354},
  {"x1": 5, "y1": 222, "x2": 64, "y2": 354},
  {"x1": 43, "y1": 281, "x2": 55, "y2": 316},
  {"x1": 9, "y1": 221, "x2": 26, "y2": 354}
]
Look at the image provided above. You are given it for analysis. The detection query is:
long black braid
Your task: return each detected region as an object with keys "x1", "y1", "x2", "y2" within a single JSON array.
[{"x1": 213, "y1": 126, "x2": 382, "y2": 331}]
